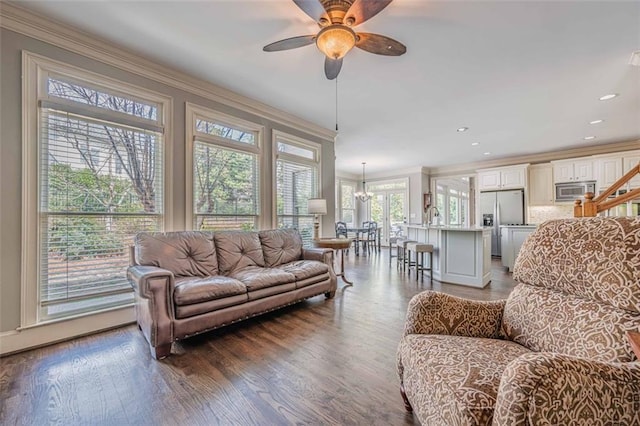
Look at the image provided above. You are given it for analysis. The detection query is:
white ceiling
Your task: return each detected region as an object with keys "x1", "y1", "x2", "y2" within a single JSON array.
[{"x1": 14, "y1": 0, "x2": 640, "y2": 175}]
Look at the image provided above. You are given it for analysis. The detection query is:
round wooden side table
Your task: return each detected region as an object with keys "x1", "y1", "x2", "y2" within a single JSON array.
[{"x1": 314, "y1": 238, "x2": 354, "y2": 285}]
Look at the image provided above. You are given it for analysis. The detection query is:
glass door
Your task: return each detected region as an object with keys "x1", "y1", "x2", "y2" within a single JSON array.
[{"x1": 370, "y1": 189, "x2": 407, "y2": 246}]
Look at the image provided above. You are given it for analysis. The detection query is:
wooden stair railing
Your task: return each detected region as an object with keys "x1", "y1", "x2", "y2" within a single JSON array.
[{"x1": 574, "y1": 164, "x2": 640, "y2": 217}]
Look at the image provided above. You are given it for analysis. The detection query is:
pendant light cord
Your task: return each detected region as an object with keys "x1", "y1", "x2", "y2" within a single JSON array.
[{"x1": 335, "y1": 77, "x2": 339, "y2": 132}]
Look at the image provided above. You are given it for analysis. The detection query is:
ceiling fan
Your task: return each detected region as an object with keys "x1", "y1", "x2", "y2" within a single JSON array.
[{"x1": 263, "y1": 0, "x2": 406, "y2": 80}]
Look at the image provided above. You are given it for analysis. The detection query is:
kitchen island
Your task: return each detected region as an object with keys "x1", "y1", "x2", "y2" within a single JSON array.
[
  {"x1": 500, "y1": 224, "x2": 537, "y2": 272},
  {"x1": 403, "y1": 225, "x2": 492, "y2": 288}
]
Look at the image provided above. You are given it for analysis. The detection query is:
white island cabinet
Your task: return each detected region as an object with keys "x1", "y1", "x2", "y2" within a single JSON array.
[
  {"x1": 500, "y1": 225, "x2": 537, "y2": 272},
  {"x1": 403, "y1": 225, "x2": 492, "y2": 288}
]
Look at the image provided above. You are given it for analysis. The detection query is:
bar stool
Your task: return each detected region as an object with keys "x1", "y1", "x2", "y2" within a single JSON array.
[
  {"x1": 396, "y1": 238, "x2": 417, "y2": 270},
  {"x1": 388, "y1": 236, "x2": 399, "y2": 266},
  {"x1": 406, "y1": 242, "x2": 433, "y2": 282}
]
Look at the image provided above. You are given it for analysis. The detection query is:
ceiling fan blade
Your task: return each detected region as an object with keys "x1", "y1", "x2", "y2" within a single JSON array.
[
  {"x1": 293, "y1": 0, "x2": 329, "y2": 23},
  {"x1": 355, "y1": 33, "x2": 406, "y2": 56},
  {"x1": 324, "y1": 57, "x2": 343, "y2": 80},
  {"x1": 263, "y1": 35, "x2": 316, "y2": 52},
  {"x1": 345, "y1": 0, "x2": 393, "y2": 26}
]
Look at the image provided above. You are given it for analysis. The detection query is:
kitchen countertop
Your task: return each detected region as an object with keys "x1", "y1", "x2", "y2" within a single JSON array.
[
  {"x1": 403, "y1": 224, "x2": 492, "y2": 232},
  {"x1": 499, "y1": 224, "x2": 538, "y2": 228}
]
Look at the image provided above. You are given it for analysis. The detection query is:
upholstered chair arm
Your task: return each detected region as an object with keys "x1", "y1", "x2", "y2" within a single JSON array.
[
  {"x1": 302, "y1": 247, "x2": 334, "y2": 265},
  {"x1": 127, "y1": 265, "x2": 175, "y2": 358},
  {"x1": 127, "y1": 265, "x2": 173, "y2": 298},
  {"x1": 493, "y1": 353, "x2": 640, "y2": 425},
  {"x1": 403, "y1": 291, "x2": 506, "y2": 338}
]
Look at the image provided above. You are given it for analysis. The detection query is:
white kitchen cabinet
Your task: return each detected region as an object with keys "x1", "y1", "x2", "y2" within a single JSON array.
[
  {"x1": 596, "y1": 156, "x2": 623, "y2": 189},
  {"x1": 528, "y1": 164, "x2": 554, "y2": 206},
  {"x1": 477, "y1": 165, "x2": 527, "y2": 191},
  {"x1": 552, "y1": 158, "x2": 594, "y2": 183},
  {"x1": 623, "y1": 152, "x2": 640, "y2": 188}
]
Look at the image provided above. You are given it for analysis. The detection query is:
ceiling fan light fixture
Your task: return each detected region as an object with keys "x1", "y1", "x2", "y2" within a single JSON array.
[{"x1": 316, "y1": 25, "x2": 356, "y2": 59}]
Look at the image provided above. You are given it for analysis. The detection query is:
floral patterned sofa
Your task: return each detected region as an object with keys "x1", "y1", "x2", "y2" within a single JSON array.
[{"x1": 397, "y1": 217, "x2": 640, "y2": 425}]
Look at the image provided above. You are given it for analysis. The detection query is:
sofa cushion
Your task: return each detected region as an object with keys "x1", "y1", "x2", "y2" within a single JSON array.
[
  {"x1": 214, "y1": 231, "x2": 265, "y2": 274},
  {"x1": 175, "y1": 294, "x2": 249, "y2": 319},
  {"x1": 513, "y1": 217, "x2": 640, "y2": 313},
  {"x1": 503, "y1": 283, "x2": 640, "y2": 363},
  {"x1": 229, "y1": 266, "x2": 296, "y2": 291},
  {"x1": 174, "y1": 275, "x2": 246, "y2": 305},
  {"x1": 276, "y1": 260, "x2": 329, "y2": 280},
  {"x1": 135, "y1": 231, "x2": 217, "y2": 277},
  {"x1": 259, "y1": 229, "x2": 303, "y2": 267},
  {"x1": 398, "y1": 334, "x2": 531, "y2": 425}
]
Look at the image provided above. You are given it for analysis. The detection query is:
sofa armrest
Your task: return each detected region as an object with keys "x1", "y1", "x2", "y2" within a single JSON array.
[
  {"x1": 302, "y1": 247, "x2": 334, "y2": 264},
  {"x1": 127, "y1": 265, "x2": 173, "y2": 298},
  {"x1": 127, "y1": 265, "x2": 175, "y2": 356},
  {"x1": 403, "y1": 291, "x2": 506, "y2": 338},
  {"x1": 494, "y1": 353, "x2": 640, "y2": 425}
]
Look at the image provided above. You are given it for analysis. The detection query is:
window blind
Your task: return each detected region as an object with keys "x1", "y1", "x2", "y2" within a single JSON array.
[
  {"x1": 276, "y1": 159, "x2": 317, "y2": 246},
  {"x1": 193, "y1": 141, "x2": 259, "y2": 231},
  {"x1": 39, "y1": 105, "x2": 163, "y2": 318}
]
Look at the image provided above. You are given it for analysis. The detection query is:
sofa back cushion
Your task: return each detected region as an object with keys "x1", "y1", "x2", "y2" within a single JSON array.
[
  {"x1": 214, "y1": 231, "x2": 265, "y2": 274},
  {"x1": 259, "y1": 229, "x2": 303, "y2": 267},
  {"x1": 504, "y1": 217, "x2": 640, "y2": 362},
  {"x1": 135, "y1": 231, "x2": 218, "y2": 277}
]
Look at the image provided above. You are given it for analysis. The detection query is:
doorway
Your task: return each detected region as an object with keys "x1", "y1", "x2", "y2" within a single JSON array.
[{"x1": 368, "y1": 179, "x2": 408, "y2": 246}]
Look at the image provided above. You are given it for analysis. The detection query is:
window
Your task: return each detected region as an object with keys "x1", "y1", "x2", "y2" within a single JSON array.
[
  {"x1": 435, "y1": 178, "x2": 469, "y2": 226},
  {"x1": 26, "y1": 58, "x2": 169, "y2": 321},
  {"x1": 274, "y1": 132, "x2": 320, "y2": 246},
  {"x1": 337, "y1": 181, "x2": 356, "y2": 226},
  {"x1": 187, "y1": 105, "x2": 262, "y2": 231}
]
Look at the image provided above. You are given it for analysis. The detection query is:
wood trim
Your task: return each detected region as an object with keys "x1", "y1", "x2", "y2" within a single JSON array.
[
  {"x1": 0, "y1": 2, "x2": 336, "y2": 142},
  {"x1": 0, "y1": 306, "x2": 135, "y2": 356},
  {"x1": 574, "y1": 164, "x2": 640, "y2": 217}
]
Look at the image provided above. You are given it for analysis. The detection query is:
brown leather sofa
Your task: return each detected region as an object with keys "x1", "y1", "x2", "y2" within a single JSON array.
[
  {"x1": 128, "y1": 228, "x2": 337, "y2": 359},
  {"x1": 397, "y1": 217, "x2": 640, "y2": 425}
]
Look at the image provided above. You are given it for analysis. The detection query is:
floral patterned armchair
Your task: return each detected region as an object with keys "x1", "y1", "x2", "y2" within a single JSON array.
[{"x1": 397, "y1": 217, "x2": 640, "y2": 425}]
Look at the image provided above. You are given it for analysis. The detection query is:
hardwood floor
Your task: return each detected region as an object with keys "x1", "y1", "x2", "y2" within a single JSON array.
[{"x1": 0, "y1": 252, "x2": 517, "y2": 426}]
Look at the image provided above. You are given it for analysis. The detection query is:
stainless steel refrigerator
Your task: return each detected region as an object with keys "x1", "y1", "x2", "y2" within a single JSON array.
[{"x1": 479, "y1": 190, "x2": 525, "y2": 256}]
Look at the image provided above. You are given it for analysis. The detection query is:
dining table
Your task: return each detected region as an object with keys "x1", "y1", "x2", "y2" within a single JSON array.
[{"x1": 346, "y1": 227, "x2": 381, "y2": 256}]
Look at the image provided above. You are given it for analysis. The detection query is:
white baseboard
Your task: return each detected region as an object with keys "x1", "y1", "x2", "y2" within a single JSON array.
[{"x1": 0, "y1": 306, "x2": 135, "y2": 356}]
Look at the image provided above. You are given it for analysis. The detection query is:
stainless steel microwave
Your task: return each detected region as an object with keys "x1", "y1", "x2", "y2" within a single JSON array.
[{"x1": 555, "y1": 181, "x2": 596, "y2": 202}]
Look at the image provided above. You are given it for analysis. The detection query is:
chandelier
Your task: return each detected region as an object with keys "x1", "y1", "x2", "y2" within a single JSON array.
[{"x1": 354, "y1": 162, "x2": 374, "y2": 202}]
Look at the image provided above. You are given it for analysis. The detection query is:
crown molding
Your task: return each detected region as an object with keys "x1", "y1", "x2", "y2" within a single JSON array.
[
  {"x1": 0, "y1": 2, "x2": 337, "y2": 142},
  {"x1": 367, "y1": 166, "x2": 427, "y2": 180},
  {"x1": 336, "y1": 172, "x2": 360, "y2": 181},
  {"x1": 429, "y1": 139, "x2": 640, "y2": 177}
]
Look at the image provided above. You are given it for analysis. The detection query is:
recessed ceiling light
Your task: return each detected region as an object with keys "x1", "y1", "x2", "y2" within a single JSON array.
[
  {"x1": 589, "y1": 119, "x2": 604, "y2": 125},
  {"x1": 456, "y1": 127, "x2": 468, "y2": 132},
  {"x1": 471, "y1": 142, "x2": 480, "y2": 146},
  {"x1": 483, "y1": 152, "x2": 491, "y2": 155},
  {"x1": 599, "y1": 94, "x2": 618, "y2": 101},
  {"x1": 584, "y1": 136, "x2": 596, "y2": 140}
]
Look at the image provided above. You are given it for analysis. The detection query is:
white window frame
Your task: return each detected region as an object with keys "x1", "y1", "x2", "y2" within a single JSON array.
[
  {"x1": 434, "y1": 177, "x2": 470, "y2": 227},
  {"x1": 336, "y1": 179, "x2": 357, "y2": 227},
  {"x1": 272, "y1": 130, "x2": 322, "y2": 234},
  {"x1": 185, "y1": 103, "x2": 264, "y2": 230},
  {"x1": 21, "y1": 51, "x2": 173, "y2": 328}
]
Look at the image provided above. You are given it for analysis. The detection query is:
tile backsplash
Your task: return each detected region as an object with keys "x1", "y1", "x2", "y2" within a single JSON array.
[{"x1": 528, "y1": 205, "x2": 574, "y2": 224}]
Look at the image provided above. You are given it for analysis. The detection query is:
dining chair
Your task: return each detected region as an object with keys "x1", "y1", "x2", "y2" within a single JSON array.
[
  {"x1": 335, "y1": 221, "x2": 351, "y2": 254},
  {"x1": 335, "y1": 221, "x2": 348, "y2": 238},
  {"x1": 360, "y1": 221, "x2": 378, "y2": 255}
]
